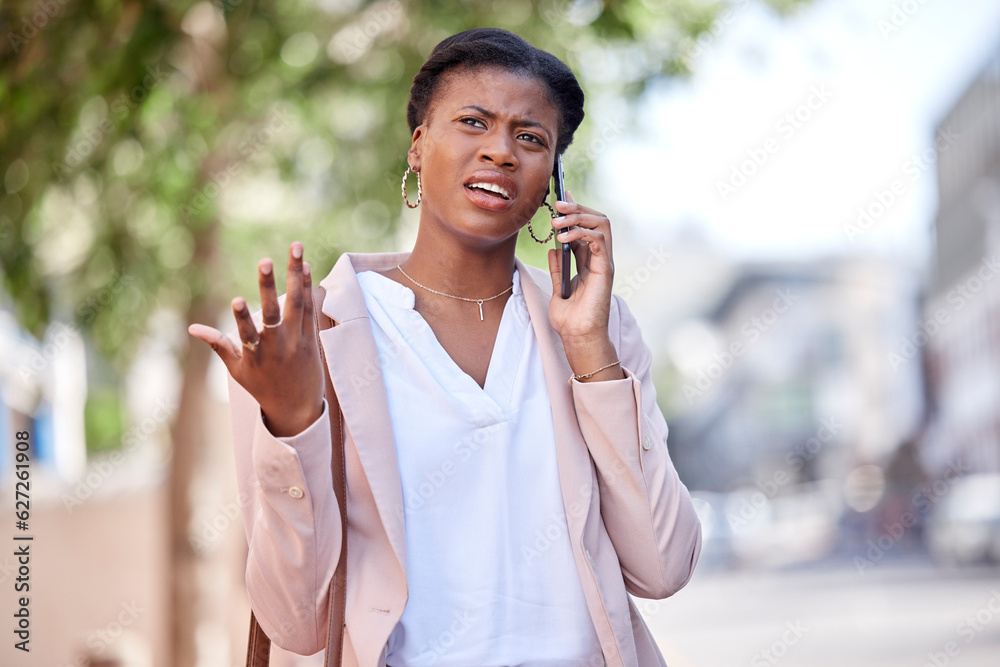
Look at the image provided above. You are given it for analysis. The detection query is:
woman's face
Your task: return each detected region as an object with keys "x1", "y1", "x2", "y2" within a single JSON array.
[{"x1": 407, "y1": 66, "x2": 561, "y2": 250}]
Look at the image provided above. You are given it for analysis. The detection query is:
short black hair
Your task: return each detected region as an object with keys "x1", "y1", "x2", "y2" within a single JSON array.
[{"x1": 406, "y1": 28, "x2": 585, "y2": 156}]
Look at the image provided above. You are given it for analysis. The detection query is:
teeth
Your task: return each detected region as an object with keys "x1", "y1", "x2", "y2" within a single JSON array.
[{"x1": 468, "y1": 181, "x2": 510, "y2": 199}]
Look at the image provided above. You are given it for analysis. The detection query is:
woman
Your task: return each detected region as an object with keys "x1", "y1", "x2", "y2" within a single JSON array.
[{"x1": 189, "y1": 27, "x2": 701, "y2": 667}]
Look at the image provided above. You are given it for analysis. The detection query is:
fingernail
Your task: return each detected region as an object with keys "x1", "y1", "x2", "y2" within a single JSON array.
[
  {"x1": 292, "y1": 243, "x2": 303, "y2": 259},
  {"x1": 261, "y1": 261, "x2": 272, "y2": 275},
  {"x1": 303, "y1": 262, "x2": 311, "y2": 276},
  {"x1": 557, "y1": 231, "x2": 569, "y2": 241}
]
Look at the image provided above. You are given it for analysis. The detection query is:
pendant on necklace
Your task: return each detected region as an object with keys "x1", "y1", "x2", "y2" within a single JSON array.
[{"x1": 476, "y1": 300, "x2": 485, "y2": 321}]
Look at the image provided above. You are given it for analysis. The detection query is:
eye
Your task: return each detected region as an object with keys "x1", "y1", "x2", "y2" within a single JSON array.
[
  {"x1": 460, "y1": 117, "x2": 486, "y2": 128},
  {"x1": 518, "y1": 132, "x2": 545, "y2": 146}
]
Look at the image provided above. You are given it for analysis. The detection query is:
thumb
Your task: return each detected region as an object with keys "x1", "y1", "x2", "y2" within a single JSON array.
[
  {"x1": 547, "y1": 248, "x2": 560, "y2": 295},
  {"x1": 189, "y1": 323, "x2": 242, "y2": 370}
]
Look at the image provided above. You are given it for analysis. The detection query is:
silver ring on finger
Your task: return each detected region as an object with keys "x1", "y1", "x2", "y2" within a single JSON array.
[
  {"x1": 262, "y1": 320, "x2": 282, "y2": 329},
  {"x1": 242, "y1": 339, "x2": 259, "y2": 352}
]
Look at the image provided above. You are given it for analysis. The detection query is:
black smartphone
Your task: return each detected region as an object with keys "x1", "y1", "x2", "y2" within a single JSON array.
[{"x1": 552, "y1": 154, "x2": 572, "y2": 298}]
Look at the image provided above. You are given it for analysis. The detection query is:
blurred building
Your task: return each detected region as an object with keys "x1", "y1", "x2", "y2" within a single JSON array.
[
  {"x1": 648, "y1": 254, "x2": 924, "y2": 494},
  {"x1": 610, "y1": 239, "x2": 927, "y2": 567},
  {"x1": 0, "y1": 308, "x2": 87, "y2": 480},
  {"x1": 923, "y1": 41, "x2": 1000, "y2": 477}
]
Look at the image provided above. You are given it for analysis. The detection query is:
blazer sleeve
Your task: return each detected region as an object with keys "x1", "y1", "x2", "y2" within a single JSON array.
[
  {"x1": 569, "y1": 294, "x2": 702, "y2": 599},
  {"x1": 225, "y1": 321, "x2": 341, "y2": 656}
]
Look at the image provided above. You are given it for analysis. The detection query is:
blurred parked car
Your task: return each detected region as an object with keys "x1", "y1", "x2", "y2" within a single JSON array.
[
  {"x1": 926, "y1": 474, "x2": 1000, "y2": 565},
  {"x1": 723, "y1": 480, "x2": 843, "y2": 567}
]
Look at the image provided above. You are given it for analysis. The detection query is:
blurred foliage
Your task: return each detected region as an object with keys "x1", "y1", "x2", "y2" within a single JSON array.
[
  {"x1": 0, "y1": 0, "x2": 811, "y2": 374},
  {"x1": 83, "y1": 385, "x2": 126, "y2": 454}
]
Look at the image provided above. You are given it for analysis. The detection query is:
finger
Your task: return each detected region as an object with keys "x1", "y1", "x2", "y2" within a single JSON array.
[
  {"x1": 188, "y1": 322, "x2": 242, "y2": 367},
  {"x1": 553, "y1": 200, "x2": 605, "y2": 221},
  {"x1": 549, "y1": 213, "x2": 592, "y2": 245},
  {"x1": 550, "y1": 209, "x2": 574, "y2": 234},
  {"x1": 556, "y1": 225, "x2": 606, "y2": 251},
  {"x1": 553, "y1": 206, "x2": 613, "y2": 260},
  {"x1": 565, "y1": 188, "x2": 575, "y2": 203},
  {"x1": 560, "y1": 228, "x2": 611, "y2": 278},
  {"x1": 258, "y1": 258, "x2": 281, "y2": 327},
  {"x1": 232, "y1": 297, "x2": 262, "y2": 349},
  {"x1": 301, "y1": 260, "x2": 316, "y2": 338},
  {"x1": 282, "y1": 241, "x2": 305, "y2": 329}
]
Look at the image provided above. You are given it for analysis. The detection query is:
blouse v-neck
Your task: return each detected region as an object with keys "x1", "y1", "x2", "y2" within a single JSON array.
[{"x1": 356, "y1": 267, "x2": 528, "y2": 423}]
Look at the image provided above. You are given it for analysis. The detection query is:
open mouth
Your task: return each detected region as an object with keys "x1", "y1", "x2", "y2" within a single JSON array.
[
  {"x1": 463, "y1": 170, "x2": 518, "y2": 211},
  {"x1": 465, "y1": 182, "x2": 510, "y2": 200}
]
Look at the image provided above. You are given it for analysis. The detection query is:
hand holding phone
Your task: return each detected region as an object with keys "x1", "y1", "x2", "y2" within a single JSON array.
[{"x1": 552, "y1": 154, "x2": 572, "y2": 299}]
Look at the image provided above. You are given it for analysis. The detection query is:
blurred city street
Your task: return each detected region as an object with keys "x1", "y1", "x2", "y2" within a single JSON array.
[{"x1": 645, "y1": 556, "x2": 1000, "y2": 667}]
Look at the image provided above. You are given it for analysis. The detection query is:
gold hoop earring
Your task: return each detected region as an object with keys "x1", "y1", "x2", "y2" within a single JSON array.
[
  {"x1": 402, "y1": 166, "x2": 422, "y2": 208},
  {"x1": 527, "y1": 199, "x2": 556, "y2": 243}
]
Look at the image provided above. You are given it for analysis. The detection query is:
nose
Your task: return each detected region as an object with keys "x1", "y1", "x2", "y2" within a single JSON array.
[{"x1": 479, "y1": 130, "x2": 518, "y2": 170}]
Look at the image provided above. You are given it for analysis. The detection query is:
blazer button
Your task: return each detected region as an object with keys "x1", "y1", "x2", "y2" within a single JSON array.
[
  {"x1": 642, "y1": 436, "x2": 652, "y2": 451},
  {"x1": 288, "y1": 486, "x2": 305, "y2": 499}
]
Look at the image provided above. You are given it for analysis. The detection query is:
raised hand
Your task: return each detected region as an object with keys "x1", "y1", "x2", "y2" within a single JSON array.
[
  {"x1": 546, "y1": 190, "x2": 625, "y2": 383},
  {"x1": 546, "y1": 189, "x2": 615, "y2": 343},
  {"x1": 188, "y1": 241, "x2": 325, "y2": 437}
]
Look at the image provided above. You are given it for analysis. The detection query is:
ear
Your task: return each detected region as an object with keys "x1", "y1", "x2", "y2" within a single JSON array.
[{"x1": 407, "y1": 125, "x2": 425, "y2": 171}]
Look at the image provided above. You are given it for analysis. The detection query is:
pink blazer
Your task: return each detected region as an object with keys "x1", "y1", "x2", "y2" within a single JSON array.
[{"x1": 226, "y1": 250, "x2": 702, "y2": 666}]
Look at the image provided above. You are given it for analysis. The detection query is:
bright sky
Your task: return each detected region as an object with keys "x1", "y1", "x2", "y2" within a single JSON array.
[{"x1": 598, "y1": 0, "x2": 1000, "y2": 264}]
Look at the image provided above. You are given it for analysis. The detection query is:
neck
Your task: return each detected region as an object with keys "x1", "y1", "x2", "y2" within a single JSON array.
[{"x1": 400, "y1": 224, "x2": 518, "y2": 299}]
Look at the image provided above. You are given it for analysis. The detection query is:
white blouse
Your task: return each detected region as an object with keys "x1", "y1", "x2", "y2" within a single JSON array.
[{"x1": 355, "y1": 267, "x2": 603, "y2": 666}]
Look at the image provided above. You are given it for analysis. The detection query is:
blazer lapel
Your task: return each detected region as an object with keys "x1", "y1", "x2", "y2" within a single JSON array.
[
  {"x1": 514, "y1": 256, "x2": 594, "y2": 542},
  {"x1": 516, "y1": 257, "x2": 627, "y2": 664},
  {"x1": 318, "y1": 251, "x2": 412, "y2": 580}
]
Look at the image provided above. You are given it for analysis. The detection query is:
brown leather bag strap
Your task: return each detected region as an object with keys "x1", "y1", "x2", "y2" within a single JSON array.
[
  {"x1": 246, "y1": 611, "x2": 270, "y2": 667},
  {"x1": 314, "y1": 284, "x2": 348, "y2": 666},
  {"x1": 245, "y1": 284, "x2": 347, "y2": 666}
]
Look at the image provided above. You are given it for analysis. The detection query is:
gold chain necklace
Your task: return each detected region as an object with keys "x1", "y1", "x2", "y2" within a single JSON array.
[{"x1": 395, "y1": 264, "x2": 513, "y2": 321}]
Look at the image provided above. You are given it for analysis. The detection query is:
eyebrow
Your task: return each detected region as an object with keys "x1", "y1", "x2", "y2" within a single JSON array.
[{"x1": 459, "y1": 105, "x2": 551, "y2": 137}]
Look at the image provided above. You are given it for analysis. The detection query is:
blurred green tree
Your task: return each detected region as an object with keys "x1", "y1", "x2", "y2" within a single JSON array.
[{"x1": 0, "y1": 0, "x2": 808, "y2": 664}]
